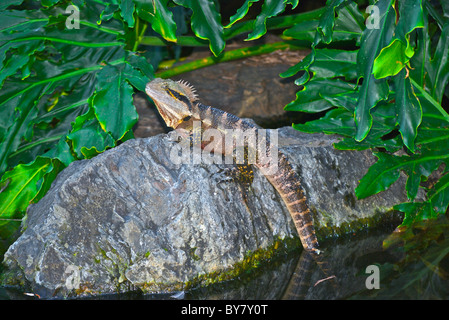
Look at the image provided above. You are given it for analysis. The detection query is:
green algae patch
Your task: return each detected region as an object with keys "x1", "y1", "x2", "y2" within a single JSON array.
[
  {"x1": 184, "y1": 236, "x2": 301, "y2": 291},
  {"x1": 315, "y1": 209, "x2": 404, "y2": 240},
  {"x1": 136, "y1": 236, "x2": 301, "y2": 294},
  {"x1": 0, "y1": 267, "x2": 27, "y2": 288}
]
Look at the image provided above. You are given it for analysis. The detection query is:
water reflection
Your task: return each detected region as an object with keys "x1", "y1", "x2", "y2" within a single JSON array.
[
  {"x1": 188, "y1": 229, "x2": 402, "y2": 300},
  {"x1": 190, "y1": 224, "x2": 449, "y2": 299},
  {"x1": 282, "y1": 231, "x2": 403, "y2": 299},
  {"x1": 351, "y1": 217, "x2": 449, "y2": 299}
]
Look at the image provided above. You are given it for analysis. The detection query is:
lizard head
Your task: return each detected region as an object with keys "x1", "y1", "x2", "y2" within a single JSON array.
[{"x1": 145, "y1": 78, "x2": 198, "y2": 129}]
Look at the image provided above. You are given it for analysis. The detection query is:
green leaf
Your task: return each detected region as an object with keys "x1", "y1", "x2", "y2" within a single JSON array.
[
  {"x1": 394, "y1": 172, "x2": 449, "y2": 226},
  {"x1": 279, "y1": 48, "x2": 314, "y2": 79},
  {"x1": 67, "y1": 107, "x2": 115, "y2": 159},
  {"x1": 440, "y1": 0, "x2": 449, "y2": 18},
  {"x1": 283, "y1": 19, "x2": 320, "y2": 43},
  {"x1": 309, "y1": 48, "x2": 358, "y2": 80},
  {"x1": 0, "y1": 2, "x2": 145, "y2": 177},
  {"x1": 92, "y1": 63, "x2": 139, "y2": 140},
  {"x1": 373, "y1": 0, "x2": 424, "y2": 79},
  {"x1": 0, "y1": 156, "x2": 54, "y2": 221},
  {"x1": 0, "y1": 0, "x2": 24, "y2": 11},
  {"x1": 427, "y1": 172, "x2": 449, "y2": 213},
  {"x1": 409, "y1": 3, "x2": 430, "y2": 87},
  {"x1": 0, "y1": 40, "x2": 45, "y2": 87},
  {"x1": 293, "y1": 107, "x2": 355, "y2": 136},
  {"x1": 41, "y1": 0, "x2": 60, "y2": 7},
  {"x1": 393, "y1": 201, "x2": 432, "y2": 226},
  {"x1": 41, "y1": 137, "x2": 76, "y2": 168},
  {"x1": 284, "y1": 1, "x2": 365, "y2": 43},
  {"x1": 125, "y1": 53, "x2": 153, "y2": 90},
  {"x1": 425, "y1": 23, "x2": 449, "y2": 104},
  {"x1": 373, "y1": 39, "x2": 415, "y2": 78},
  {"x1": 356, "y1": 136, "x2": 449, "y2": 200},
  {"x1": 332, "y1": 1, "x2": 365, "y2": 44},
  {"x1": 283, "y1": 0, "x2": 449, "y2": 229},
  {"x1": 224, "y1": 0, "x2": 260, "y2": 28},
  {"x1": 295, "y1": 98, "x2": 402, "y2": 152},
  {"x1": 0, "y1": 51, "x2": 125, "y2": 175},
  {"x1": 286, "y1": 0, "x2": 299, "y2": 9},
  {"x1": 174, "y1": 0, "x2": 225, "y2": 56},
  {"x1": 0, "y1": 84, "x2": 45, "y2": 175},
  {"x1": 354, "y1": 0, "x2": 395, "y2": 141},
  {"x1": 100, "y1": 3, "x2": 119, "y2": 22},
  {"x1": 0, "y1": 11, "x2": 49, "y2": 83},
  {"x1": 32, "y1": 157, "x2": 65, "y2": 204},
  {"x1": 284, "y1": 78, "x2": 356, "y2": 113},
  {"x1": 355, "y1": 152, "x2": 402, "y2": 199},
  {"x1": 120, "y1": 0, "x2": 135, "y2": 27},
  {"x1": 6, "y1": 74, "x2": 95, "y2": 170},
  {"x1": 336, "y1": 100, "x2": 401, "y2": 152},
  {"x1": 316, "y1": 0, "x2": 346, "y2": 44},
  {"x1": 246, "y1": 0, "x2": 287, "y2": 41},
  {"x1": 394, "y1": 68, "x2": 422, "y2": 152},
  {"x1": 280, "y1": 49, "x2": 357, "y2": 83},
  {"x1": 411, "y1": 77, "x2": 449, "y2": 123},
  {"x1": 135, "y1": 0, "x2": 177, "y2": 42},
  {"x1": 281, "y1": 2, "x2": 364, "y2": 79}
]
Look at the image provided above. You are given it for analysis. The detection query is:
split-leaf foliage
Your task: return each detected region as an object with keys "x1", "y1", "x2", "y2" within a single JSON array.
[
  {"x1": 282, "y1": 0, "x2": 449, "y2": 227},
  {"x1": 0, "y1": 0, "x2": 448, "y2": 246}
]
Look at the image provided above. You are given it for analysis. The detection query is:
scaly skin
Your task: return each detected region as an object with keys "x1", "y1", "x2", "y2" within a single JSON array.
[{"x1": 145, "y1": 78, "x2": 320, "y2": 253}]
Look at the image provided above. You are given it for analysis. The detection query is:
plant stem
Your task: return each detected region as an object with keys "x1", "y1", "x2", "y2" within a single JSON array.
[
  {"x1": 10, "y1": 37, "x2": 123, "y2": 48},
  {"x1": 155, "y1": 41, "x2": 303, "y2": 78},
  {"x1": 140, "y1": 35, "x2": 208, "y2": 47}
]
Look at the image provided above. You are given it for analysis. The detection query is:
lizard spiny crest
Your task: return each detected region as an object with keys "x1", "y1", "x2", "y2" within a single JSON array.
[{"x1": 177, "y1": 79, "x2": 198, "y2": 102}]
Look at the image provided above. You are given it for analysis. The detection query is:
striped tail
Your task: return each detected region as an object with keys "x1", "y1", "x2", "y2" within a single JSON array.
[{"x1": 257, "y1": 151, "x2": 319, "y2": 252}]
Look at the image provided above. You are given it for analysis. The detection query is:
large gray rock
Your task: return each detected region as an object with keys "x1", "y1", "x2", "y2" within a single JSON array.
[{"x1": 2, "y1": 127, "x2": 413, "y2": 297}]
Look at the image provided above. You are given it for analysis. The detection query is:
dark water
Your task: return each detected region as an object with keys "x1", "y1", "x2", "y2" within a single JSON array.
[
  {"x1": 2, "y1": 218, "x2": 449, "y2": 300},
  {"x1": 188, "y1": 217, "x2": 449, "y2": 300}
]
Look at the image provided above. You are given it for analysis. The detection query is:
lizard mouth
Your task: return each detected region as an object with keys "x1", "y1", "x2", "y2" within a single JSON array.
[
  {"x1": 152, "y1": 100, "x2": 183, "y2": 129},
  {"x1": 153, "y1": 102, "x2": 177, "y2": 128}
]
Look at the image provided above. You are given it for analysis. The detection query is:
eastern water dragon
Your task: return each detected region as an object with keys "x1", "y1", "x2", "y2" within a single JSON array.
[{"x1": 145, "y1": 78, "x2": 320, "y2": 254}]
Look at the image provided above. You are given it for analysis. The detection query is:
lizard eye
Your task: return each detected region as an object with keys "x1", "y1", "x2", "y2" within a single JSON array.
[{"x1": 182, "y1": 116, "x2": 191, "y2": 122}]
